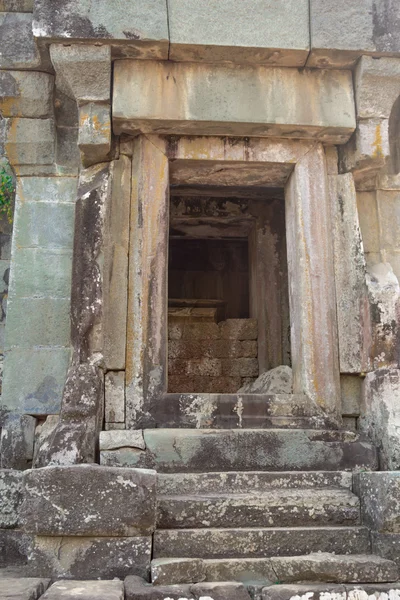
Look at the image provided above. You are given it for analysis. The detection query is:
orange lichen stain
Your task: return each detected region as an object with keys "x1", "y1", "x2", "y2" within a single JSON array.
[{"x1": 372, "y1": 123, "x2": 383, "y2": 158}]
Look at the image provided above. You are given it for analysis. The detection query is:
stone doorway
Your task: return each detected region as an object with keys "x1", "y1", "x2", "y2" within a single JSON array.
[
  {"x1": 167, "y1": 192, "x2": 290, "y2": 395},
  {"x1": 125, "y1": 136, "x2": 341, "y2": 429}
]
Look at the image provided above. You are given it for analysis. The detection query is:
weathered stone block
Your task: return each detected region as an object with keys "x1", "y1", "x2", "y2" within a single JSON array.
[
  {"x1": 372, "y1": 532, "x2": 400, "y2": 567},
  {"x1": 41, "y1": 580, "x2": 124, "y2": 600},
  {"x1": 355, "y1": 56, "x2": 400, "y2": 120},
  {"x1": 0, "y1": 1, "x2": 33, "y2": 10},
  {"x1": 36, "y1": 1, "x2": 169, "y2": 58},
  {"x1": 8, "y1": 248, "x2": 73, "y2": 299},
  {"x1": 220, "y1": 319, "x2": 258, "y2": 340},
  {"x1": 29, "y1": 535, "x2": 151, "y2": 580},
  {"x1": 0, "y1": 577, "x2": 50, "y2": 600},
  {"x1": 151, "y1": 558, "x2": 206, "y2": 586},
  {"x1": 238, "y1": 366, "x2": 293, "y2": 394},
  {"x1": 104, "y1": 371, "x2": 125, "y2": 424},
  {"x1": 13, "y1": 200, "x2": 75, "y2": 250},
  {"x1": 0, "y1": 71, "x2": 53, "y2": 118},
  {"x1": 310, "y1": 0, "x2": 400, "y2": 68},
  {"x1": 5, "y1": 298, "x2": 70, "y2": 349},
  {"x1": 0, "y1": 528, "x2": 32, "y2": 567},
  {"x1": 377, "y1": 190, "x2": 400, "y2": 250},
  {"x1": 16, "y1": 176, "x2": 77, "y2": 204},
  {"x1": 360, "y1": 369, "x2": 400, "y2": 469},
  {"x1": 125, "y1": 576, "x2": 193, "y2": 600},
  {"x1": 78, "y1": 103, "x2": 111, "y2": 167},
  {"x1": 56, "y1": 127, "x2": 80, "y2": 175},
  {"x1": 22, "y1": 465, "x2": 157, "y2": 536},
  {"x1": 354, "y1": 472, "x2": 400, "y2": 533},
  {"x1": 33, "y1": 415, "x2": 59, "y2": 468},
  {"x1": 99, "y1": 430, "x2": 145, "y2": 451},
  {"x1": 0, "y1": 469, "x2": 22, "y2": 528},
  {"x1": 191, "y1": 582, "x2": 251, "y2": 600},
  {"x1": 0, "y1": 414, "x2": 36, "y2": 469},
  {"x1": 167, "y1": 375, "x2": 242, "y2": 394},
  {"x1": 113, "y1": 61, "x2": 356, "y2": 143},
  {"x1": 176, "y1": 322, "x2": 220, "y2": 340},
  {"x1": 0, "y1": 13, "x2": 40, "y2": 69},
  {"x1": 168, "y1": 0, "x2": 310, "y2": 66},
  {"x1": 341, "y1": 375, "x2": 362, "y2": 416},
  {"x1": 357, "y1": 191, "x2": 380, "y2": 254},
  {"x1": 1, "y1": 118, "x2": 55, "y2": 166},
  {"x1": 1, "y1": 347, "x2": 71, "y2": 414}
]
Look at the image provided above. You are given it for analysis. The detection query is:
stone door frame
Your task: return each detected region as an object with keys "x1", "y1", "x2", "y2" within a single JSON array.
[{"x1": 125, "y1": 135, "x2": 341, "y2": 429}]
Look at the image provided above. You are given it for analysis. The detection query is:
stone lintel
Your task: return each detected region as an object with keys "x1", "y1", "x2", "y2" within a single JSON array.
[{"x1": 113, "y1": 61, "x2": 356, "y2": 143}]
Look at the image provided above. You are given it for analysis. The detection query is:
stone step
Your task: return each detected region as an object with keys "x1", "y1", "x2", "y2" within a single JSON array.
[
  {"x1": 157, "y1": 471, "x2": 353, "y2": 495},
  {"x1": 262, "y1": 584, "x2": 400, "y2": 600},
  {"x1": 151, "y1": 554, "x2": 399, "y2": 586},
  {"x1": 101, "y1": 429, "x2": 378, "y2": 472},
  {"x1": 157, "y1": 488, "x2": 361, "y2": 528},
  {"x1": 148, "y1": 394, "x2": 332, "y2": 429},
  {"x1": 153, "y1": 526, "x2": 371, "y2": 558}
]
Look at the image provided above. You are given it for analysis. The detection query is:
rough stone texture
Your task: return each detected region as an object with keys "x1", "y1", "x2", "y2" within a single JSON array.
[
  {"x1": 112, "y1": 429, "x2": 378, "y2": 473},
  {"x1": 190, "y1": 582, "x2": 251, "y2": 600},
  {"x1": 157, "y1": 488, "x2": 360, "y2": 529},
  {"x1": 151, "y1": 558, "x2": 206, "y2": 586},
  {"x1": 40, "y1": 580, "x2": 124, "y2": 600},
  {"x1": 354, "y1": 472, "x2": 400, "y2": 533},
  {"x1": 99, "y1": 430, "x2": 145, "y2": 451},
  {"x1": 341, "y1": 375, "x2": 362, "y2": 417},
  {"x1": 42, "y1": 158, "x2": 130, "y2": 465},
  {"x1": 0, "y1": 71, "x2": 54, "y2": 118},
  {"x1": 125, "y1": 576, "x2": 193, "y2": 600},
  {"x1": 262, "y1": 584, "x2": 400, "y2": 600},
  {"x1": 0, "y1": 414, "x2": 36, "y2": 469},
  {"x1": 0, "y1": 577, "x2": 50, "y2": 600},
  {"x1": 309, "y1": 0, "x2": 400, "y2": 68},
  {"x1": 269, "y1": 554, "x2": 398, "y2": 584},
  {"x1": 1, "y1": 118, "x2": 55, "y2": 167},
  {"x1": 168, "y1": 0, "x2": 309, "y2": 66},
  {"x1": 238, "y1": 366, "x2": 292, "y2": 394},
  {"x1": 22, "y1": 465, "x2": 156, "y2": 536},
  {"x1": 50, "y1": 45, "x2": 111, "y2": 105},
  {"x1": 355, "y1": 56, "x2": 400, "y2": 120},
  {"x1": 359, "y1": 369, "x2": 400, "y2": 469},
  {"x1": 286, "y1": 145, "x2": 341, "y2": 424},
  {"x1": 113, "y1": 61, "x2": 356, "y2": 143},
  {"x1": 331, "y1": 173, "x2": 370, "y2": 373},
  {"x1": 0, "y1": 529, "x2": 32, "y2": 567},
  {"x1": 104, "y1": 372, "x2": 125, "y2": 425},
  {"x1": 372, "y1": 532, "x2": 400, "y2": 567},
  {"x1": 32, "y1": 416, "x2": 59, "y2": 468},
  {"x1": 203, "y1": 558, "x2": 276, "y2": 583},
  {"x1": 154, "y1": 526, "x2": 370, "y2": 559},
  {"x1": 78, "y1": 103, "x2": 111, "y2": 167},
  {"x1": 0, "y1": 1, "x2": 33, "y2": 10},
  {"x1": 35, "y1": 0, "x2": 169, "y2": 59},
  {"x1": 0, "y1": 13, "x2": 41, "y2": 69},
  {"x1": 0, "y1": 469, "x2": 22, "y2": 528},
  {"x1": 29, "y1": 535, "x2": 151, "y2": 580},
  {"x1": 125, "y1": 136, "x2": 169, "y2": 429}
]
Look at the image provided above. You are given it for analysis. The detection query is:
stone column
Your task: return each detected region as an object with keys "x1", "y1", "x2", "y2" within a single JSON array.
[
  {"x1": 126, "y1": 136, "x2": 169, "y2": 429},
  {"x1": 285, "y1": 144, "x2": 341, "y2": 425}
]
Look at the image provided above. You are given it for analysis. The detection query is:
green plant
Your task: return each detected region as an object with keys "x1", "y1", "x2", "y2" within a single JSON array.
[{"x1": 0, "y1": 165, "x2": 14, "y2": 223}]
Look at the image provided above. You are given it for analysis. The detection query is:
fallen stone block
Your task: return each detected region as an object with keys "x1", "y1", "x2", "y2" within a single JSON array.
[
  {"x1": 22, "y1": 464, "x2": 157, "y2": 536},
  {"x1": 41, "y1": 580, "x2": 124, "y2": 600},
  {"x1": 151, "y1": 558, "x2": 206, "y2": 586},
  {"x1": 238, "y1": 365, "x2": 292, "y2": 394},
  {"x1": 0, "y1": 469, "x2": 23, "y2": 528},
  {"x1": 29, "y1": 535, "x2": 152, "y2": 580},
  {"x1": 0, "y1": 577, "x2": 50, "y2": 600}
]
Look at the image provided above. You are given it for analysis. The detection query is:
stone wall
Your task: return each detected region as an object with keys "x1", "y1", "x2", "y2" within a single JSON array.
[{"x1": 168, "y1": 318, "x2": 259, "y2": 394}]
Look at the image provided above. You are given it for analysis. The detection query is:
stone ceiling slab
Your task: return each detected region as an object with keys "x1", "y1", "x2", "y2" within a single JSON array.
[
  {"x1": 113, "y1": 61, "x2": 356, "y2": 143},
  {"x1": 33, "y1": 0, "x2": 169, "y2": 59},
  {"x1": 167, "y1": 0, "x2": 310, "y2": 67}
]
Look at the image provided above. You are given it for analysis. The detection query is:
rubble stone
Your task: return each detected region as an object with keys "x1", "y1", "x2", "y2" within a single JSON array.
[
  {"x1": 238, "y1": 365, "x2": 292, "y2": 394},
  {"x1": 21, "y1": 465, "x2": 157, "y2": 536}
]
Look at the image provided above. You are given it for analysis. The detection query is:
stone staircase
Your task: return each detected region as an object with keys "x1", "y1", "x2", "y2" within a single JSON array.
[{"x1": 131, "y1": 427, "x2": 400, "y2": 593}]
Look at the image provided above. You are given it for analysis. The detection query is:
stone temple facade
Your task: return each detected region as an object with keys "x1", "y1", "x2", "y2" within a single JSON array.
[{"x1": 1, "y1": 1, "x2": 400, "y2": 599}]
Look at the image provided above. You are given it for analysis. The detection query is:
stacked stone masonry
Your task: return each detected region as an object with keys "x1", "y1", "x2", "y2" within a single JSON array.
[{"x1": 1, "y1": 0, "x2": 400, "y2": 594}]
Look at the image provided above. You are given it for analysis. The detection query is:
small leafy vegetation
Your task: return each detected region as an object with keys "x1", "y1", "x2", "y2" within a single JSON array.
[{"x1": 0, "y1": 163, "x2": 15, "y2": 223}]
